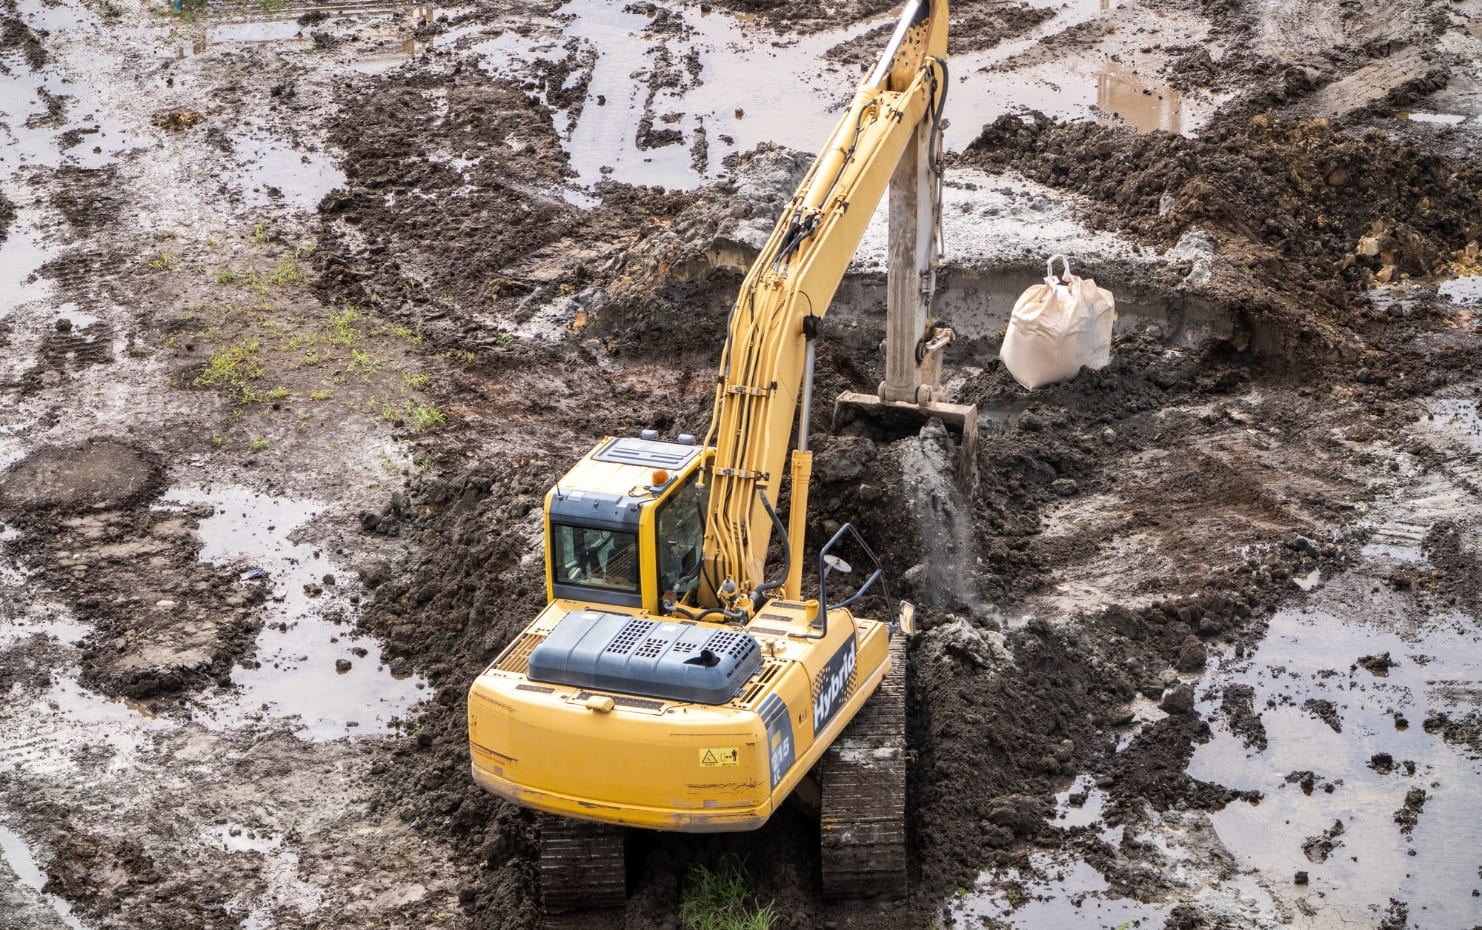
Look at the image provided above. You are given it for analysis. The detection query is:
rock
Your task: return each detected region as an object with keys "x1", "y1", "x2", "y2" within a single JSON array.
[
  {"x1": 1175, "y1": 636, "x2": 1207, "y2": 672},
  {"x1": 1050, "y1": 478, "x2": 1078, "y2": 497},
  {"x1": 55, "y1": 318, "x2": 73, "y2": 332},
  {"x1": 920, "y1": 618, "x2": 1006, "y2": 670},
  {"x1": 813, "y1": 435, "x2": 876, "y2": 481},
  {"x1": 1160, "y1": 683, "x2": 1196, "y2": 715},
  {"x1": 1357, "y1": 651, "x2": 1394, "y2": 672},
  {"x1": 1368, "y1": 752, "x2": 1394, "y2": 774},
  {"x1": 901, "y1": 562, "x2": 928, "y2": 591},
  {"x1": 1184, "y1": 258, "x2": 1212, "y2": 287},
  {"x1": 357, "y1": 560, "x2": 392, "y2": 588},
  {"x1": 1166, "y1": 227, "x2": 1216, "y2": 263},
  {"x1": 322, "y1": 573, "x2": 337, "y2": 587},
  {"x1": 335, "y1": 659, "x2": 352, "y2": 673},
  {"x1": 1294, "y1": 870, "x2": 1309, "y2": 885},
  {"x1": 985, "y1": 794, "x2": 1048, "y2": 836}
]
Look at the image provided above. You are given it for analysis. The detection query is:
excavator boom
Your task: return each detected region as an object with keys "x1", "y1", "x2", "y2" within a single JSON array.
[{"x1": 699, "y1": 0, "x2": 949, "y2": 601}]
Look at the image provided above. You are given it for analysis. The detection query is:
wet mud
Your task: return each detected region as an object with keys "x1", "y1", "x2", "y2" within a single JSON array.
[{"x1": 3, "y1": 0, "x2": 1482, "y2": 928}]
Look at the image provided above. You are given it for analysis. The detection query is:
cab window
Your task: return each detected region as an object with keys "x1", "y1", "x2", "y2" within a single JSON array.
[
  {"x1": 654, "y1": 476, "x2": 704, "y2": 597},
  {"x1": 551, "y1": 524, "x2": 640, "y2": 594}
]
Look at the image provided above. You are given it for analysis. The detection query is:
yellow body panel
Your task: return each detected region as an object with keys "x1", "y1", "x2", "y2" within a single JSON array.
[{"x1": 469, "y1": 598, "x2": 892, "y2": 831}]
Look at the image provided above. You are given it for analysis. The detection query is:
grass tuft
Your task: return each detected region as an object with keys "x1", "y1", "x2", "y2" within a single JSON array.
[{"x1": 680, "y1": 863, "x2": 779, "y2": 930}]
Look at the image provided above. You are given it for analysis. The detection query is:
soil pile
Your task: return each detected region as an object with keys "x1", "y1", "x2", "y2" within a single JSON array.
[{"x1": 961, "y1": 112, "x2": 1482, "y2": 363}]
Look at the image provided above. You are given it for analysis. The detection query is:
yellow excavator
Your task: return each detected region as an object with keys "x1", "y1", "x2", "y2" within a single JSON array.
[{"x1": 468, "y1": 0, "x2": 974, "y2": 913}]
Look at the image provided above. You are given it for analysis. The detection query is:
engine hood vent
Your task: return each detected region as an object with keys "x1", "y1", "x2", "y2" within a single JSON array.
[{"x1": 527, "y1": 610, "x2": 762, "y2": 706}]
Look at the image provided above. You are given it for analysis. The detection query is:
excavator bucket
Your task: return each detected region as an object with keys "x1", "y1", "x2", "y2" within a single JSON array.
[{"x1": 834, "y1": 390, "x2": 978, "y2": 490}]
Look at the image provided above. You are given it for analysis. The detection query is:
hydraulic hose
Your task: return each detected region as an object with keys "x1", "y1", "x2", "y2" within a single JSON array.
[{"x1": 751, "y1": 489, "x2": 791, "y2": 608}]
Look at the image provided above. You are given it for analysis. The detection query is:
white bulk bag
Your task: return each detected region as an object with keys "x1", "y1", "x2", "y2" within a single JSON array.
[{"x1": 1001, "y1": 255, "x2": 1117, "y2": 390}]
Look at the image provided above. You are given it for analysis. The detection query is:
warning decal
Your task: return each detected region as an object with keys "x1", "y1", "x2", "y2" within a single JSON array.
[{"x1": 699, "y1": 747, "x2": 740, "y2": 767}]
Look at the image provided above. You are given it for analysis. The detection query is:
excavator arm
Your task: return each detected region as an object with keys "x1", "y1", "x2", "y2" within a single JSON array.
[{"x1": 698, "y1": 0, "x2": 950, "y2": 606}]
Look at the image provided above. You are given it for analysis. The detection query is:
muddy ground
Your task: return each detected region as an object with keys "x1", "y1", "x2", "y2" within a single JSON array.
[{"x1": 2, "y1": 0, "x2": 1481, "y2": 928}]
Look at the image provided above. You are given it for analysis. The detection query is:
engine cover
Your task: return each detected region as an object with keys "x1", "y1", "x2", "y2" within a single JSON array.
[{"x1": 527, "y1": 610, "x2": 762, "y2": 705}]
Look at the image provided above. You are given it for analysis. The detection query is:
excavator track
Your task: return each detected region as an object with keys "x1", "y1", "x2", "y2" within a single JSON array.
[
  {"x1": 819, "y1": 635, "x2": 909, "y2": 900},
  {"x1": 538, "y1": 814, "x2": 626, "y2": 928}
]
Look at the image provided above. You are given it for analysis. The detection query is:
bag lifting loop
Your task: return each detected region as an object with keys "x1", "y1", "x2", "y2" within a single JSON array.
[{"x1": 1046, "y1": 253, "x2": 1071, "y2": 285}]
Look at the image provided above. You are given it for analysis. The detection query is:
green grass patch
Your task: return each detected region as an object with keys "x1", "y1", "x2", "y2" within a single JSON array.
[
  {"x1": 327, "y1": 305, "x2": 364, "y2": 346},
  {"x1": 404, "y1": 399, "x2": 445, "y2": 432},
  {"x1": 267, "y1": 256, "x2": 305, "y2": 287},
  {"x1": 348, "y1": 349, "x2": 379, "y2": 380},
  {"x1": 193, "y1": 340, "x2": 264, "y2": 399},
  {"x1": 679, "y1": 863, "x2": 778, "y2": 930}
]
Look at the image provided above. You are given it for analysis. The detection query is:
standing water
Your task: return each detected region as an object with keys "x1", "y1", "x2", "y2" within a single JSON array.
[{"x1": 159, "y1": 485, "x2": 427, "y2": 740}]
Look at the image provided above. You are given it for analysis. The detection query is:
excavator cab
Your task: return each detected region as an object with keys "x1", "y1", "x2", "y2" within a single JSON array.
[{"x1": 544, "y1": 435, "x2": 705, "y2": 612}]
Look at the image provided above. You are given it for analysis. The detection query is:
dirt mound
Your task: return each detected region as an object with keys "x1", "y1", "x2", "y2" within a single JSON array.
[
  {"x1": 316, "y1": 64, "x2": 581, "y2": 339},
  {"x1": 959, "y1": 112, "x2": 1482, "y2": 365},
  {"x1": 0, "y1": 440, "x2": 161, "y2": 513}
]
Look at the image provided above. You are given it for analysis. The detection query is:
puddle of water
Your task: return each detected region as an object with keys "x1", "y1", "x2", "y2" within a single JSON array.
[
  {"x1": 0, "y1": 216, "x2": 61, "y2": 321},
  {"x1": 951, "y1": 849, "x2": 1172, "y2": 929},
  {"x1": 225, "y1": 138, "x2": 346, "y2": 211},
  {"x1": 1293, "y1": 568, "x2": 1322, "y2": 591},
  {"x1": 0, "y1": 669, "x2": 169, "y2": 777},
  {"x1": 0, "y1": 46, "x2": 136, "y2": 175},
  {"x1": 0, "y1": 606, "x2": 89, "y2": 648},
  {"x1": 15, "y1": 0, "x2": 92, "y2": 33},
  {"x1": 208, "y1": 19, "x2": 312, "y2": 44},
  {"x1": 160, "y1": 486, "x2": 426, "y2": 740},
  {"x1": 350, "y1": 15, "x2": 483, "y2": 74},
  {"x1": 1050, "y1": 773, "x2": 1125, "y2": 846},
  {"x1": 52, "y1": 303, "x2": 100, "y2": 329},
  {"x1": 966, "y1": 58, "x2": 1187, "y2": 135},
  {"x1": 206, "y1": 821, "x2": 325, "y2": 923},
  {"x1": 1400, "y1": 112, "x2": 1468, "y2": 126},
  {"x1": 1438, "y1": 276, "x2": 1482, "y2": 307},
  {"x1": 1190, "y1": 607, "x2": 1482, "y2": 929},
  {"x1": 1421, "y1": 397, "x2": 1482, "y2": 453},
  {"x1": 472, "y1": 0, "x2": 1169, "y2": 190},
  {"x1": 0, "y1": 823, "x2": 87, "y2": 930},
  {"x1": 210, "y1": 822, "x2": 283, "y2": 854},
  {"x1": 177, "y1": 1, "x2": 471, "y2": 65}
]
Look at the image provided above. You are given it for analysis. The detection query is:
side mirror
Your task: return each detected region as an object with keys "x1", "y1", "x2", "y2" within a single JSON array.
[{"x1": 822, "y1": 554, "x2": 853, "y2": 576}]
